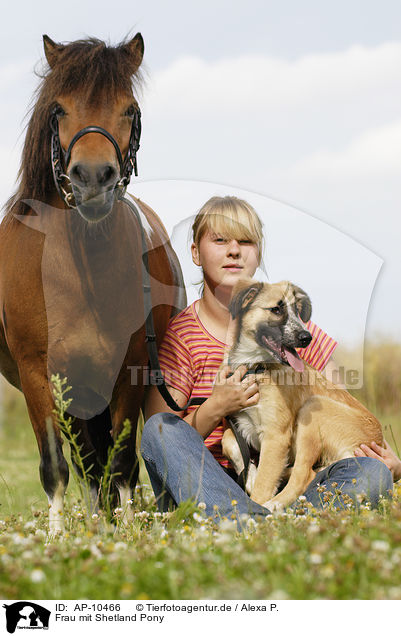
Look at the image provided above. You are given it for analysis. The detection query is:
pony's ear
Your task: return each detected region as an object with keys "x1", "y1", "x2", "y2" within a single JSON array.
[
  {"x1": 43, "y1": 35, "x2": 65, "y2": 68},
  {"x1": 229, "y1": 279, "x2": 263, "y2": 318},
  {"x1": 121, "y1": 33, "x2": 144, "y2": 74},
  {"x1": 291, "y1": 284, "x2": 312, "y2": 322}
]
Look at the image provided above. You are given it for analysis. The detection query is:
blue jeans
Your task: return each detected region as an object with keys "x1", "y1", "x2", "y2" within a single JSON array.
[{"x1": 141, "y1": 413, "x2": 393, "y2": 520}]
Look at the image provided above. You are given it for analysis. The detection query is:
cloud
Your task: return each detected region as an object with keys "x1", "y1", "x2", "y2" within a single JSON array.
[
  {"x1": 144, "y1": 42, "x2": 401, "y2": 116},
  {"x1": 291, "y1": 119, "x2": 401, "y2": 179},
  {"x1": 139, "y1": 41, "x2": 401, "y2": 190}
]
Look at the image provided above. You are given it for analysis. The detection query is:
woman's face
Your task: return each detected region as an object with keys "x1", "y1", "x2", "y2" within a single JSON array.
[{"x1": 191, "y1": 230, "x2": 260, "y2": 292}]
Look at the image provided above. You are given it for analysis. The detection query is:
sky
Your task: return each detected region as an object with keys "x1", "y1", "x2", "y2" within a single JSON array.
[{"x1": 1, "y1": 0, "x2": 400, "y2": 352}]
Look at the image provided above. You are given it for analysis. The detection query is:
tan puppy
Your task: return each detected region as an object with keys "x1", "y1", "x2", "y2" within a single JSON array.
[{"x1": 221, "y1": 279, "x2": 383, "y2": 510}]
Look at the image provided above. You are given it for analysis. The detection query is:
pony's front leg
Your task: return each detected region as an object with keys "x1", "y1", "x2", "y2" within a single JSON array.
[
  {"x1": 109, "y1": 382, "x2": 143, "y2": 524},
  {"x1": 19, "y1": 368, "x2": 69, "y2": 535}
]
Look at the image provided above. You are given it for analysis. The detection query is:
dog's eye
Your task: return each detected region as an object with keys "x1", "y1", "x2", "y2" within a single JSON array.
[{"x1": 268, "y1": 306, "x2": 282, "y2": 315}]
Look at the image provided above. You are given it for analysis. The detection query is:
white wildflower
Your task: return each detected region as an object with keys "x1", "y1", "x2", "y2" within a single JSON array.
[
  {"x1": 24, "y1": 521, "x2": 37, "y2": 531},
  {"x1": 371, "y1": 540, "x2": 390, "y2": 552},
  {"x1": 114, "y1": 541, "x2": 127, "y2": 551},
  {"x1": 90, "y1": 544, "x2": 102, "y2": 558},
  {"x1": 30, "y1": 569, "x2": 46, "y2": 583},
  {"x1": 34, "y1": 529, "x2": 46, "y2": 540}
]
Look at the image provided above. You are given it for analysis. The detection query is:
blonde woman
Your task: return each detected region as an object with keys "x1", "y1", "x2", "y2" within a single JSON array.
[{"x1": 142, "y1": 196, "x2": 393, "y2": 520}]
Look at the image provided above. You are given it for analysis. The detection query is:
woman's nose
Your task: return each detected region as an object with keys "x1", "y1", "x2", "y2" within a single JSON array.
[{"x1": 227, "y1": 240, "x2": 241, "y2": 255}]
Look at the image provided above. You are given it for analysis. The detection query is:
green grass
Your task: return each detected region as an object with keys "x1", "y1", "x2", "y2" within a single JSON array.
[{"x1": 1, "y1": 377, "x2": 401, "y2": 600}]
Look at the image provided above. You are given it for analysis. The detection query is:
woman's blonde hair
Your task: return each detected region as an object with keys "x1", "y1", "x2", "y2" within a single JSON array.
[{"x1": 192, "y1": 196, "x2": 264, "y2": 263}]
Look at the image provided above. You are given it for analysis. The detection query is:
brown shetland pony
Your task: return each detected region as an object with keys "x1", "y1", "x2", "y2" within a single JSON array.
[{"x1": 0, "y1": 34, "x2": 185, "y2": 533}]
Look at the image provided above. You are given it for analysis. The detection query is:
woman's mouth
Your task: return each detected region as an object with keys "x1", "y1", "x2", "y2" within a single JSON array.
[{"x1": 223, "y1": 265, "x2": 243, "y2": 271}]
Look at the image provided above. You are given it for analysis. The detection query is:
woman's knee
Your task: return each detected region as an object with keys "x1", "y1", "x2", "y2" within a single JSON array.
[
  {"x1": 314, "y1": 456, "x2": 393, "y2": 508},
  {"x1": 141, "y1": 413, "x2": 175, "y2": 454},
  {"x1": 358, "y1": 457, "x2": 393, "y2": 501},
  {"x1": 140, "y1": 412, "x2": 188, "y2": 458}
]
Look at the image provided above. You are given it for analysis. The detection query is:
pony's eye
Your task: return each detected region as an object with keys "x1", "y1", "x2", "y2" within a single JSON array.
[
  {"x1": 124, "y1": 104, "x2": 136, "y2": 118},
  {"x1": 53, "y1": 103, "x2": 66, "y2": 117}
]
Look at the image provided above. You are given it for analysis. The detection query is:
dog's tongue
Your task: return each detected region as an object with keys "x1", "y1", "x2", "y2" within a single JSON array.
[{"x1": 284, "y1": 347, "x2": 304, "y2": 372}]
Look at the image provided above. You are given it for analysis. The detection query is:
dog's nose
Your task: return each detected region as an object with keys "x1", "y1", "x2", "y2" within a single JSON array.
[{"x1": 297, "y1": 330, "x2": 312, "y2": 348}]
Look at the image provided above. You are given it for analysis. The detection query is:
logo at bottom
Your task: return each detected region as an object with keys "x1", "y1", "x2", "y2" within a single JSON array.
[{"x1": 3, "y1": 602, "x2": 51, "y2": 633}]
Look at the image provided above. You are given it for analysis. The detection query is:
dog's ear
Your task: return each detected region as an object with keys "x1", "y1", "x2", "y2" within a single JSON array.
[
  {"x1": 229, "y1": 280, "x2": 263, "y2": 318},
  {"x1": 291, "y1": 284, "x2": 312, "y2": 322}
]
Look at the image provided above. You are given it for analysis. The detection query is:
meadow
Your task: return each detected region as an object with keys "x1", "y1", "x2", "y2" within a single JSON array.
[{"x1": 0, "y1": 341, "x2": 400, "y2": 600}]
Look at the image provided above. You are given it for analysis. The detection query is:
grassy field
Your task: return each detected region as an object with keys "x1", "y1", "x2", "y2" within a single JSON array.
[{"x1": 1, "y1": 346, "x2": 401, "y2": 600}]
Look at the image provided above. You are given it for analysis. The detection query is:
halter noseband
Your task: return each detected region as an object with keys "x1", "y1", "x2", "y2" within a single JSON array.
[{"x1": 50, "y1": 106, "x2": 141, "y2": 207}]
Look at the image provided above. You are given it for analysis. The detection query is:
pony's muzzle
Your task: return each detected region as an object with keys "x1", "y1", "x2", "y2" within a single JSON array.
[
  {"x1": 69, "y1": 161, "x2": 119, "y2": 190},
  {"x1": 69, "y1": 160, "x2": 119, "y2": 221}
]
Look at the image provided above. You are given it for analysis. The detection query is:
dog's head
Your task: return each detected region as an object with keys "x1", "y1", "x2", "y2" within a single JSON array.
[{"x1": 229, "y1": 279, "x2": 312, "y2": 371}]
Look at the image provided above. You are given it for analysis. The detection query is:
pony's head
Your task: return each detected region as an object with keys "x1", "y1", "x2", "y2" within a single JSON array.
[{"x1": 13, "y1": 35, "x2": 144, "y2": 223}]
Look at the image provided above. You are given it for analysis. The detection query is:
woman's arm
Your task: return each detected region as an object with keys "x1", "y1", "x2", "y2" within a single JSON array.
[
  {"x1": 144, "y1": 384, "x2": 186, "y2": 421},
  {"x1": 144, "y1": 364, "x2": 260, "y2": 439}
]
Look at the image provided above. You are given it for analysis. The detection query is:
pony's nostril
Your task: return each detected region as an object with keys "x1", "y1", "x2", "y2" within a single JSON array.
[
  {"x1": 97, "y1": 164, "x2": 118, "y2": 186},
  {"x1": 69, "y1": 162, "x2": 118, "y2": 189},
  {"x1": 70, "y1": 163, "x2": 89, "y2": 186}
]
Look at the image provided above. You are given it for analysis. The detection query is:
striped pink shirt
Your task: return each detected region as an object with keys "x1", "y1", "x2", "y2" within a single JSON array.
[{"x1": 158, "y1": 301, "x2": 337, "y2": 467}]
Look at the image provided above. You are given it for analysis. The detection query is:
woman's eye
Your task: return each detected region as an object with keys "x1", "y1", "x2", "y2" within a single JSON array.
[
  {"x1": 239, "y1": 239, "x2": 253, "y2": 245},
  {"x1": 124, "y1": 104, "x2": 136, "y2": 118}
]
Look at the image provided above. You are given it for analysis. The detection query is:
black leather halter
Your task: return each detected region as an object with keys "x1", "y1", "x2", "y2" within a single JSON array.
[{"x1": 50, "y1": 106, "x2": 141, "y2": 207}]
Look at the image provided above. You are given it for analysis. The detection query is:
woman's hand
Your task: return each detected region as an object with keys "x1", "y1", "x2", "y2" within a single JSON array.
[
  {"x1": 209, "y1": 364, "x2": 260, "y2": 419},
  {"x1": 354, "y1": 440, "x2": 401, "y2": 481},
  {"x1": 184, "y1": 364, "x2": 260, "y2": 439}
]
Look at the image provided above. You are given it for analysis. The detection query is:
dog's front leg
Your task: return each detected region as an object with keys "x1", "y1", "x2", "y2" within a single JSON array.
[
  {"x1": 267, "y1": 461, "x2": 316, "y2": 509},
  {"x1": 267, "y1": 408, "x2": 321, "y2": 508},
  {"x1": 221, "y1": 428, "x2": 244, "y2": 474},
  {"x1": 250, "y1": 432, "x2": 291, "y2": 506},
  {"x1": 221, "y1": 428, "x2": 257, "y2": 493}
]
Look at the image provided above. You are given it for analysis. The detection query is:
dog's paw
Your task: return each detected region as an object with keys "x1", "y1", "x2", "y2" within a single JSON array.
[
  {"x1": 263, "y1": 499, "x2": 284, "y2": 514},
  {"x1": 245, "y1": 462, "x2": 257, "y2": 494}
]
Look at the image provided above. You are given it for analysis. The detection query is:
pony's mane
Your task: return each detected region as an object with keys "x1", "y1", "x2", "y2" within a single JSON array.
[{"x1": 4, "y1": 37, "x2": 144, "y2": 221}]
